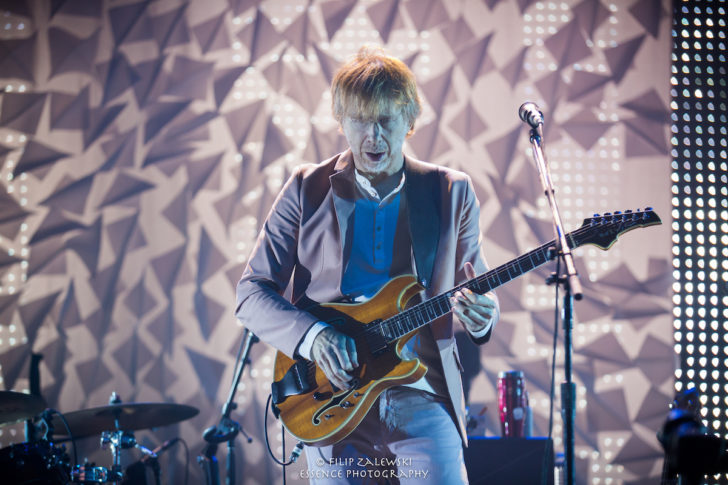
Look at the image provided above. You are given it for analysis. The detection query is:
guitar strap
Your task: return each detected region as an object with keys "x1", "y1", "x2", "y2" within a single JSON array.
[{"x1": 404, "y1": 160, "x2": 441, "y2": 290}]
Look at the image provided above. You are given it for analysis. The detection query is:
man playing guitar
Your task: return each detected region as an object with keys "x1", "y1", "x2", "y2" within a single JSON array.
[{"x1": 236, "y1": 45, "x2": 499, "y2": 484}]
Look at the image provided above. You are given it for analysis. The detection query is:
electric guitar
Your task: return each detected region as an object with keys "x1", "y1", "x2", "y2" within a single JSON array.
[{"x1": 272, "y1": 208, "x2": 662, "y2": 446}]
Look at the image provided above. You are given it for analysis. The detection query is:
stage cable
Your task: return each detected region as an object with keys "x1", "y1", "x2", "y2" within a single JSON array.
[
  {"x1": 178, "y1": 437, "x2": 190, "y2": 485},
  {"x1": 264, "y1": 393, "x2": 304, "y2": 484}
]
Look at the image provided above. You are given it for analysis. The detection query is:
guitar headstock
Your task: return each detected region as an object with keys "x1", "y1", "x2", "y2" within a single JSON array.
[{"x1": 571, "y1": 208, "x2": 662, "y2": 250}]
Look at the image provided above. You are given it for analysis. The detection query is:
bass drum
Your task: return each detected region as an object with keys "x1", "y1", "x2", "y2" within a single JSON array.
[{"x1": 0, "y1": 440, "x2": 70, "y2": 484}]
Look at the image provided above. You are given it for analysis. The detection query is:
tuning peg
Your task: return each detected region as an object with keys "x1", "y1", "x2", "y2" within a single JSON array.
[
  {"x1": 645, "y1": 206, "x2": 653, "y2": 211},
  {"x1": 625, "y1": 209, "x2": 633, "y2": 213},
  {"x1": 614, "y1": 210, "x2": 621, "y2": 215}
]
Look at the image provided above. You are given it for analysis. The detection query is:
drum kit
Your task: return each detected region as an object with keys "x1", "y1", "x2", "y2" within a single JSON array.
[{"x1": 0, "y1": 390, "x2": 198, "y2": 484}]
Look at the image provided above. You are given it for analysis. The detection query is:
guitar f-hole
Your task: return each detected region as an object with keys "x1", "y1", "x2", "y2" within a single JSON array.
[{"x1": 312, "y1": 389, "x2": 353, "y2": 425}]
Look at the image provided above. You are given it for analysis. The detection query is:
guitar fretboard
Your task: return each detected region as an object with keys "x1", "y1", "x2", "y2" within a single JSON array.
[
  {"x1": 375, "y1": 236, "x2": 560, "y2": 343},
  {"x1": 364, "y1": 208, "x2": 660, "y2": 343}
]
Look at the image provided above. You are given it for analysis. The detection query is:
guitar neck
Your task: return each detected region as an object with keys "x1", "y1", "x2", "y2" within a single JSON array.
[
  {"x1": 377, "y1": 237, "x2": 560, "y2": 343},
  {"x1": 373, "y1": 208, "x2": 661, "y2": 343}
]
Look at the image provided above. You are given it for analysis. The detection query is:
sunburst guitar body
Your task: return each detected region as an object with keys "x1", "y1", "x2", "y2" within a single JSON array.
[{"x1": 273, "y1": 275, "x2": 427, "y2": 447}]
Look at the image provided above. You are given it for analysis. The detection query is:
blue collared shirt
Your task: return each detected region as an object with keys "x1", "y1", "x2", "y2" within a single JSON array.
[{"x1": 340, "y1": 170, "x2": 406, "y2": 299}]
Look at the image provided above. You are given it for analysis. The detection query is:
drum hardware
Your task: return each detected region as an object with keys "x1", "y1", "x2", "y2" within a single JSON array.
[
  {"x1": 67, "y1": 429, "x2": 177, "y2": 484},
  {"x1": 2, "y1": 353, "x2": 197, "y2": 484},
  {"x1": 0, "y1": 440, "x2": 71, "y2": 485},
  {"x1": 71, "y1": 462, "x2": 112, "y2": 483},
  {"x1": 66, "y1": 393, "x2": 197, "y2": 483},
  {"x1": 49, "y1": 396, "x2": 199, "y2": 440},
  {"x1": 48, "y1": 393, "x2": 197, "y2": 484},
  {"x1": 38, "y1": 408, "x2": 79, "y2": 472},
  {"x1": 0, "y1": 352, "x2": 70, "y2": 484},
  {"x1": 95, "y1": 428, "x2": 135, "y2": 483},
  {"x1": 93, "y1": 428, "x2": 165, "y2": 484}
]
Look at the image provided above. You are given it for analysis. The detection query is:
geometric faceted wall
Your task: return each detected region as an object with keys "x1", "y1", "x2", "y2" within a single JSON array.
[{"x1": 0, "y1": 0, "x2": 672, "y2": 483}]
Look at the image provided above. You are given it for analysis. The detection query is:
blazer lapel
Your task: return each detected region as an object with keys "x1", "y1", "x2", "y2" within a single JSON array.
[
  {"x1": 329, "y1": 151, "x2": 357, "y2": 287},
  {"x1": 404, "y1": 157, "x2": 440, "y2": 290}
]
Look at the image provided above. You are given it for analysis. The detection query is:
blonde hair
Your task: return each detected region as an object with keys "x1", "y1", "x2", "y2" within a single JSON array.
[{"x1": 331, "y1": 45, "x2": 422, "y2": 135}]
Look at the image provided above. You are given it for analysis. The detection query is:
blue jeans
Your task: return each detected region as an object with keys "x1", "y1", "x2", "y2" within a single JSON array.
[{"x1": 302, "y1": 387, "x2": 468, "y2": 484}]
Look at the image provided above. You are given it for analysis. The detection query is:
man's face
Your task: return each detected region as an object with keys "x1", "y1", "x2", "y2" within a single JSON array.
[{"x1": 340, "y1": 105, "x2": 410, "y2": 178}]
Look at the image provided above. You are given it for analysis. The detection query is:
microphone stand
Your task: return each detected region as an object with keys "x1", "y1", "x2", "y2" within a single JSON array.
[
  {"x1": 199, "y1": 328, "x2": 258, "y2": 485},
  {"x1": 526, "y1": 121, "x2": 582, "y2": 485}
]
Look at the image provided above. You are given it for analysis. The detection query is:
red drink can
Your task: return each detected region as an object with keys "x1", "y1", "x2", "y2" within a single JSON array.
[{"x1": 498, "y1": 370, "x2": 527, "y2": 438}]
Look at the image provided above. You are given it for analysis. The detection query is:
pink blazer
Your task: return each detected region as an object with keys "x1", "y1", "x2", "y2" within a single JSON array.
[{"x1": 236, "y1": 150, "x2": 498, "y2": 443}]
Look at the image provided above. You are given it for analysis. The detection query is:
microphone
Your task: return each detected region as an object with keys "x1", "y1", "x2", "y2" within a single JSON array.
[
  {"x1": 140, "y1": 437, "x2": 180, "y2": 463},
  {"x1": 518, "y1": 102, "x2": 544, "y2": 128}
]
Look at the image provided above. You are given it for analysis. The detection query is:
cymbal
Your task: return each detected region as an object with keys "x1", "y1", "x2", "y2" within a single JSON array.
[
  {"x1": 0, "y1": 391, "x2": 46, "y2": 425},
  {"x1": 51, "y1": 402, "x2": 199, "y2": 438}
]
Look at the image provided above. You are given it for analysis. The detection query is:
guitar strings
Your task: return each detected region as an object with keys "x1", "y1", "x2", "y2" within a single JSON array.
[
  {"x1": 350, "y1": 212, "x2": 646, "y2": 342},
  {"x1": 352, "y1": 230, "x2": 566, "y2": 342}
]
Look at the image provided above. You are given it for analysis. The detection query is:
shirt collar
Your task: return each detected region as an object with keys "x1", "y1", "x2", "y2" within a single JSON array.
[{"x1": 354, "y1": 169, "x2": 406, "y2": 202}]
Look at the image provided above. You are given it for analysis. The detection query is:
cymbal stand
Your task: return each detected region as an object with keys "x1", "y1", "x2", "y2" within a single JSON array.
[
  {"x1": 91, "y1": 392, "x2": 153, "y2": 483},
  {"x1": 71, "y1": 427, "x2": 130, "y2": 483},
  {"x1": 100, "y1": 429, "x2": 134, "y2": 482},
  {"x1": 200, "y1": 328, "x2": 258, "y2": 485}
]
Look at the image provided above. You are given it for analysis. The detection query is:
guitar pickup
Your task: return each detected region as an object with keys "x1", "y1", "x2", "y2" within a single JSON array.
[
  {"x1": 328, "y1": 378, "x2": 358, "y2": 395},
  {"x1": 364, "y1": 320, "x2": 388, "y2": 355}
]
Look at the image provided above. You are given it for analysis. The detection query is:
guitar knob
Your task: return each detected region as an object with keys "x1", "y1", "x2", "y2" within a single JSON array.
[
  {"x1": 341, "y1": 401, "x2": 353, "y2": 408},
  {"x1": 313, "y1": 392, "x2": 332, "y2": 401},
  {"x1": 324, "y1": 414, "x2": 334, "y2": 419}
]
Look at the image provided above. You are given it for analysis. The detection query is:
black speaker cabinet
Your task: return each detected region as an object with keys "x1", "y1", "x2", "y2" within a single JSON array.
[{"x1": 464, "y1": 437, "x2": 555, "y2": 485}]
